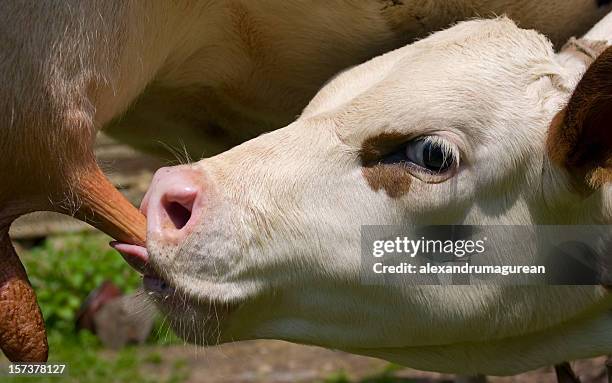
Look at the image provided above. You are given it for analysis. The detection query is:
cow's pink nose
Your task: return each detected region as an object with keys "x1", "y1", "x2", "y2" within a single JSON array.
[{"x1": 141, "y1": 166, "x2": 203, "y2": 243}]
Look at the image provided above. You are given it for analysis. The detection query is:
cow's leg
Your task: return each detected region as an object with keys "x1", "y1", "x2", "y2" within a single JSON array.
[
  {"x1": 0, "y1": 148, "x2": 148, "y2": 359},
  {"x1": 0, "y1": 1, "x2": 194, "y2": 361},
  {"x1": 555, "y1": 363, "x2": 581, "y2": 383},
  {"x1": 0, "y1": 228, "x2": 47, "y2": 362},
  {"x1": 0, "y1": 153, "x2": 146, "y2": 363}
]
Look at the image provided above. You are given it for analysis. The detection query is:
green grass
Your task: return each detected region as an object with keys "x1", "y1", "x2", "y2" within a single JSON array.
[
  {"x1": 4, "y1": 332, "x2": 189, "y2": 383},
  {"x1": 322, "y1": 364, "x2": 416, "y2": 383},
  {"x1": 7, "y1": 233, "x2": 188, "y2": 383},
  {"x1": 21, "y1": 233, "x2": 142, "y2": 334}
]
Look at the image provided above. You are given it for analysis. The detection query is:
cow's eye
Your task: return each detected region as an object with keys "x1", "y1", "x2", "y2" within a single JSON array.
[{"x1": 405, "y1": 137, "x2": 454, "y2": 173}]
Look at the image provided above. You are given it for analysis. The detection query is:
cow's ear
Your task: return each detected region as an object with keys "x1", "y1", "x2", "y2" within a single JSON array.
[{"x1": 547, "y1": 46, "x2": 612, "y2": 190}]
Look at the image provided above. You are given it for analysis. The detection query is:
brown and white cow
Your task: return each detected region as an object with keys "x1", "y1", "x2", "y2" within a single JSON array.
[
  {"x1": 1, "y1": 0, "x2": 611, "y2": 362},
  {"x1": 116, "y1": 15, "x2": 612, "y2": 376}
]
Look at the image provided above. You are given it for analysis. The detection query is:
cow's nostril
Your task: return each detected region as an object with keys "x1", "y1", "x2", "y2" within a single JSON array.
[
  {"x1": 146, "y1": 167, "x2": 202, "y2": 241},
  {"x1": 163, "y1": 200, "x2": 192, "y2": 230}
]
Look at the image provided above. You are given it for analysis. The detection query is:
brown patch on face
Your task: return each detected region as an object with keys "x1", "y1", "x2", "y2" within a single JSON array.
[
  {"x1": 362, "y1": 164, "x2": 412, "y2": 198},
  {"x1": 546, "y1": 46, "x2": 612, "y2": 189},
  {"x1": 360, "y1": 132, "x2": 409, "y2": 164},
  {"x1": 360, "y1": 132, "x2": 412, "y2": 198}
]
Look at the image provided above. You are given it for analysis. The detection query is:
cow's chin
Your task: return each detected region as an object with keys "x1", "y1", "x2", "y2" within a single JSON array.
[
  {"x1": 143, "y1": 247, "x2": 244, "y2": 346},
  {"x1": 143, "y1": 273, "x2": 239, "y2": 346},
  {"x1": 144, "y1": 244, "x2": 266, "y2": 346}
]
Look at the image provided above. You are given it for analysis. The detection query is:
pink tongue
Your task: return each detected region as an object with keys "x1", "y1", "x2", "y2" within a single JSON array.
[{"x1": 110, "y1": 241, "x2": 151, "y2": 275}]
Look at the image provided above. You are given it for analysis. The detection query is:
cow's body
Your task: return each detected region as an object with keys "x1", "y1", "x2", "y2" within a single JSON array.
[
  {"x1": 120, "y1": 14, "x2": 612, "y2": 377},
  {"x1": 104, "y1": 1, "x2": 612, "y2": 157},
  {"x1": 1, "y1": 0, "x2": 611, "y2": 363}
]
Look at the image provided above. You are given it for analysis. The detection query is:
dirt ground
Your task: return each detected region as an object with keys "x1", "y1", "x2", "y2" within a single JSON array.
[{"x1": 135, "y1": 340, "x2": 610, "y2": 383}]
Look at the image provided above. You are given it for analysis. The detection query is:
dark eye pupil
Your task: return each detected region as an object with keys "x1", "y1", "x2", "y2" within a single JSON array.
[
  {"x1": 379, "y1": 137, "x2": 456, "y2": 173},
  {"x1": 423, "y1": 142, "x2": 451, "y2": 172}
]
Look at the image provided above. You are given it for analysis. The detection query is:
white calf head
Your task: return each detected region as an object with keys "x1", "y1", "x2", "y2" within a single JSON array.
[{"x1": 129, "y1": 18, "x2": 612, "y2": 374}]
